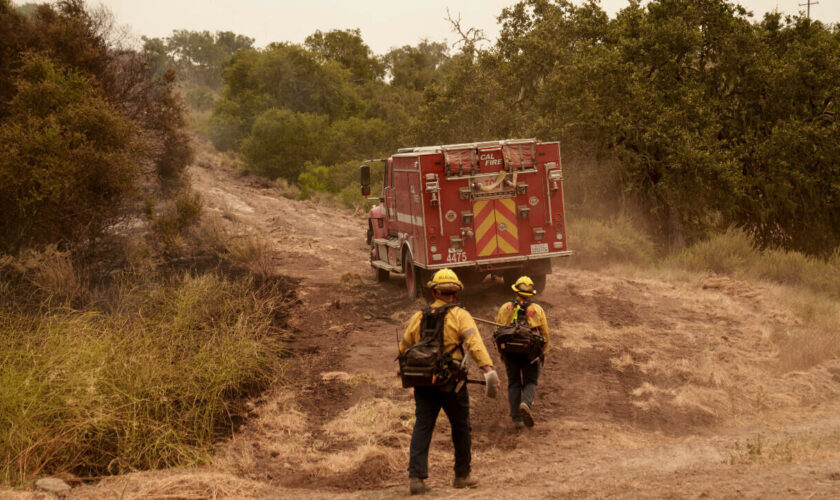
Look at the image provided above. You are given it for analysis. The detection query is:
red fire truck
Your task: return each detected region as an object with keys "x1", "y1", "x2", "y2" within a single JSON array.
[{"x1": 360, "y1": 138, "x2": 571, "y2": 297}]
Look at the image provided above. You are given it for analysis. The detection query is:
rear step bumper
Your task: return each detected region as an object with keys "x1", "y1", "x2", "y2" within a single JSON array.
[
  {"x1": 371, "y1": 259, "x2": 402, "y2": 272},
  {"x1": 421, "y1": 250, "x2": 573, "y2": 271}
]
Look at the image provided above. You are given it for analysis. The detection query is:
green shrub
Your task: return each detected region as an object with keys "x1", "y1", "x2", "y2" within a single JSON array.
[{"x1": 298, "y1": 164, "x2": 333, "y2": 194}]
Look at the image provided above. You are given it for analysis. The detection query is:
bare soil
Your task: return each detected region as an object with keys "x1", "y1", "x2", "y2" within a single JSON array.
[{"x1": 17, "y1": 160, "x2": 840, "y2": 499}]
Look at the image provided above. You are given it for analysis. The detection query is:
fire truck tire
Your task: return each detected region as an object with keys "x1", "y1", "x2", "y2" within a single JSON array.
[
  {"x1": 371, "y1": 248, "x2": 389, "y2": 282},
  {"x1": 461, "y1": 270, "x2": 486, "y2": 286},
  {"x1": 502, "y1": 270, "x2": 520, "y2": 289},
  {"x1": 532, "y1": 274, "x2": 547, "y2": 294},
  {"x1": 403, "y1": 253, "x2": 421, "y2": 298}
]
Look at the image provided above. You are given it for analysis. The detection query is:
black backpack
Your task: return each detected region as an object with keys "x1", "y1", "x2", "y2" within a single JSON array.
[
  {"x1": 399, "y1": 304, "x2": 464, "y2": 388},
  {"x1": 493, "y1": 301, "x2": 546, "y2": 358}
]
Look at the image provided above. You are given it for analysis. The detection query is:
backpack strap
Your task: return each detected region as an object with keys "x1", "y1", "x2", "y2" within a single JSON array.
[
  {"x1": 419, "y1": 303, "x2": 459, "y2": 343},
  {"x1": 511, "y1": 299, "x2": 532, "y2": 326}
]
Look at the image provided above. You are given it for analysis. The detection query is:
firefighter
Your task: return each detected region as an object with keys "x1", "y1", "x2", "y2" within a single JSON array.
[
  {"x1": 496, "y1": 276, "x2": 550, "y2": 429},
  {"x1": 398, "y1": 268, "x2": 500, "y2": 495}
]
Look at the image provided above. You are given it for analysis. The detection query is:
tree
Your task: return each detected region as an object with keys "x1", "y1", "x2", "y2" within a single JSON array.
[
  {"x1": 0, "y1": 54, "x2": 141, "y2": 252},
  {"x1": 208, "y1": 42, "x2": 363, "y2": 151},
  {"x1": 240, "y1": 109, "x2": 329, "y2": 181},
  {"x1": 384, "y1": 40, "x2": 451, "y2": 91},
  {"x1": 143, "y1": 30, "x2": 254, "y2": 89},
  {"x1": 305, "y1": 28, "x2": 384, "y2": 83},
  {"x1": 0, "y1": 0, "x2": 194, "y2": 253}
]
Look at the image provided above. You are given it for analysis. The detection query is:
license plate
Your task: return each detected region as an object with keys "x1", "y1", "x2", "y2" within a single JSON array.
[{"x1": 530, "y1": 243, "x2": 548, "y2": 254}]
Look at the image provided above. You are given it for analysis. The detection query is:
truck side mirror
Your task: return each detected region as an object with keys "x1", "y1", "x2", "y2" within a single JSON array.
[{"x1": 360, "y1": 165, "x2": 371, "y2": 196}]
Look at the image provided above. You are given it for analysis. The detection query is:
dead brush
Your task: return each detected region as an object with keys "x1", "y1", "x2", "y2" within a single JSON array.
[
  {"x1": 0, "y1": 246, "x2": 87, "y2": 306},
  {"x1": 224, "y1": 234, "x2": 275, "y2": 278}
]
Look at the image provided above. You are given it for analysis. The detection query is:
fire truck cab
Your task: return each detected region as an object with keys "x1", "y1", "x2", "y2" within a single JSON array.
[{"x1": 360, "y1": 138, "x2": 571, "y2": 297}]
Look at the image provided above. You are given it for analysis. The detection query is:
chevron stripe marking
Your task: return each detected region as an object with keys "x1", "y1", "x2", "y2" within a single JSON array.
[
  {"x1": 495, "y1": 199, "x2": 519, "y2": 254},
  {"x1": 478, "y1": 233, "x2": 497, "y2": 256},
  {"x1": 498, "y1": 235, "x2": 517, "y2": 254},
  {"x1": 496, "y1": 199, "x2": 517, "y2": 223},
  {"x1": 473, "y1": 200, "x2": 497, "y2": 257}
]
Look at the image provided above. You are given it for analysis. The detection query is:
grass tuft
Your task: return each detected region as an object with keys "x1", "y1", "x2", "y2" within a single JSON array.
[
  {"x1": 563, "y1": 217, "x2": 656, "y2": 269},
  {"x1": 0, "y1": 267, "x2": 290, "y2": 486},
  {"x1": 674, "y1": 228, "x2": 840, "y2": 297}
]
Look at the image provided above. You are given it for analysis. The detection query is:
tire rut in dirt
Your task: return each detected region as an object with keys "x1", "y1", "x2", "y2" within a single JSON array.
[{"x1": 274, "y1": 282, "x2": 412, "y2": 490}]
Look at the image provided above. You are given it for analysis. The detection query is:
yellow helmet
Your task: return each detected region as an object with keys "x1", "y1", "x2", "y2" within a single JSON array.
[
  {"x1": 427, "y1": 268, "x2": 464, "y2": 293},
  {"x1": 511, "y1": 276, "x2": 536, "y2": 296}
]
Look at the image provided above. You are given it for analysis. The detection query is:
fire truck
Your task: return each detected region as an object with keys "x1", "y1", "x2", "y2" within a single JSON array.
[{"x1": 360, "y1": 138, "x2": 571, "y2": 297}]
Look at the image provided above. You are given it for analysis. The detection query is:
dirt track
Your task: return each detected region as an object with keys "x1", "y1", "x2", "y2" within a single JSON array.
[{"x1": 24, "y1": 160, "x2": 840, "y2": 499}]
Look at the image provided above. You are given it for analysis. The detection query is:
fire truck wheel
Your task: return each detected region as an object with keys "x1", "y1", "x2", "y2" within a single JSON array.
[
  {"x1": 403, "y1": 253, "x2": 421, "y2": 298},
  {"x1": 502, "y1": 270, "x2": 520, "y2": 289},
  {"x1": 461, "y1": 270, "x2": 486, "y2": 286},
  {"x1": 532, "y1": 274, "x2": 547, "y2": 294},
  {"x1": 371, "y1": 248, "x2": 389, "y2": 282}
]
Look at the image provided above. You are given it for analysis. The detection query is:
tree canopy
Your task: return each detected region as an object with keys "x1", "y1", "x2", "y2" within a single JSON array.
[
  {"x1": 197, "y1": 0, "x2": 840, "y2": 254},
  {"x1": 0, "y1": 0, "x2": 193, "y2": 254}
]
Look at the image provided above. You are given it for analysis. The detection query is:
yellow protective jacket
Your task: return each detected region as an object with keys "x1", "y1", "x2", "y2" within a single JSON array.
[
  {"x1": 495, "y1": 300, "x2": 550, "y2": 354},
  {"x1": 399, "y1": 300, "x2": 493, "y2": 368}
]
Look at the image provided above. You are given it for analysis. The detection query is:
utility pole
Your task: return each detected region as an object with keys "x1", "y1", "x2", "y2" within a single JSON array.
[{"x1": 799, "y1": 0, "x2": 819, "y2": 19}]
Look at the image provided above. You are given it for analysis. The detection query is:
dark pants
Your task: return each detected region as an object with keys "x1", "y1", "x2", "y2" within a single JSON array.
[
  {"x1": 408, "y1": 385, "x2": 471, "y2": 479},
  {"x1": 503, "y1": 353, "x2": 540, "y2": 422}
]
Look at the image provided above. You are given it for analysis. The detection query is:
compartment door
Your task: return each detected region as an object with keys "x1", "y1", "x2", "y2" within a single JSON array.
[
  {"x1": 473, "y1": 198, "x2": 520, "y2": 258},
  {"x1": 494, "y1": 198, "x2": 520, "y2": 255}
]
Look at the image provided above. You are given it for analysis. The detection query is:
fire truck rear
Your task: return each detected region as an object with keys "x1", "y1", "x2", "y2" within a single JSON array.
[{"x1": 360, "y1": 138, "x2": 571, "y2": 297}]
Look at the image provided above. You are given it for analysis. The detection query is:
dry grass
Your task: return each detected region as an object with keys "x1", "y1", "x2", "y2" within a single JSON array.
[
  {"x1": 224, "y1": 235, "x2": 275, "y2": 277},
  {"x1": 767, "y1": 288, "x2": 840, "y2": 371},
  {"x1": 561, "y1": 217, "x2": 656, "y2": 270},
  {"x1": 0, "y1": 249, "x2": 291, "y2": 487},
  {"x1": 0, "y1": 246, "x2": 86, "y2": 305},
  {"x1": 673, "y1": 229, "x2": 840, "y2": 297},
  {"x1": 274, "y1": 178, "x2": 301, "y2": 200},
  {"x1": 726, "y1": 429, "x2": 840, "y2": 466}
]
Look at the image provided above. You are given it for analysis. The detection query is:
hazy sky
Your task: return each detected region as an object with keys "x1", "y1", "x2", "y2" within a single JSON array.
[{"x1": 87, "y1": 0, "x2": 838, "y2": 55}]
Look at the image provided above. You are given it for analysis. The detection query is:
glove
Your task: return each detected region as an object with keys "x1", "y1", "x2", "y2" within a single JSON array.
[{"x1": 484, "y1": 369, "x2": 499, "y2": 399}]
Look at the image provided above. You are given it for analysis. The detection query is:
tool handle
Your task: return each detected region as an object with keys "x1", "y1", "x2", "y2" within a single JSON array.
[{"x1": 474, "y1": 317, "x2": 506, "y2": 328}]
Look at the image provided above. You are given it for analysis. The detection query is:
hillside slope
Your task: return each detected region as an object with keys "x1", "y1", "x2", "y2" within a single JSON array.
[{"x1": 19, "y1": 159, "x2": 840, "y2": 499}]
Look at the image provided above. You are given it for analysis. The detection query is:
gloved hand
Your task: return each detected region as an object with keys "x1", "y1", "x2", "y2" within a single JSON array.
[{"x1": 483, "y1": 369, "x2": 500, "y2": 399}]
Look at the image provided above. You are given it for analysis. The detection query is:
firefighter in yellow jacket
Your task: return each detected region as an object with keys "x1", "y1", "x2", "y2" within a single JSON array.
[
  {"x1": 399, "y1": 268, "x2": 499, "y2": 495},
  {"x1": 496, "y1": 276, "x2": 550, "y2": 428}
]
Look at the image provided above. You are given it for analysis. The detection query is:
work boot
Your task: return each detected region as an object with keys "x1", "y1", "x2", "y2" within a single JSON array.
[
  {"x1": 409, "y1": 477, "x2": 426, "y2": 495},
  {"x1": 514, "y1": 420, "x2": 525, "y2": 430},
  {"x1": 519, "y1": 402, "x2": 535, "y2": 427},
  {"x1": 453, "y1": 475, "x2": 479, "y2": 489}
]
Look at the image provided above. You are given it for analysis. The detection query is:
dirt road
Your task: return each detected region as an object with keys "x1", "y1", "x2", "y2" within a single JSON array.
[{"x1": 33, "y1": 160, "x2": 840, "y2": 499}]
